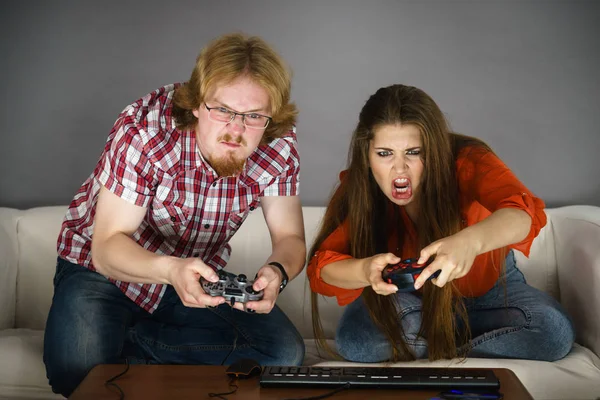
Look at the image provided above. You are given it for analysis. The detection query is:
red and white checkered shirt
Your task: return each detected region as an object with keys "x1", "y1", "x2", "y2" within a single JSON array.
[{"x1": 57, "y1": 83, "x2": 300, "y2": 313}]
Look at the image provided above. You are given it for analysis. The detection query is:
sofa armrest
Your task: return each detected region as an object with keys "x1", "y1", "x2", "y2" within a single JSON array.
[
  {"x1": 547, "y1": 205, "x2": 600, "y2": 359},
  {"x1": 0, "y1": 208, "x2": 21, "y2": 330}
]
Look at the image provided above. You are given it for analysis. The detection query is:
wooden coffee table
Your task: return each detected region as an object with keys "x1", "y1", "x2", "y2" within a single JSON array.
[{"x1": 70, "y1": 364, "x2": 533, "y2": 399}]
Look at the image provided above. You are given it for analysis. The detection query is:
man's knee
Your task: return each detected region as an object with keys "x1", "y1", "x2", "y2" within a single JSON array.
[
  {"x1": 44, "y1": 308, "x2": 124, "y2": 397},
  {"x1": 44, "y1": 263, "x2": 133, "y2": 396},
  {"x1": 44, "y1": 345, "x2": 94, "y2": 397},
  {"x1": 272, "y1": 333, "x2": 305, "y2": 366},
  {"x1": 261, "y1": 318, "x2": 305, "y2": 365}
]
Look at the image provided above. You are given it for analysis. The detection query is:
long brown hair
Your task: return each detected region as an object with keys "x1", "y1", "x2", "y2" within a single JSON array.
[
  {"x1": 310, "y1": 84, "x2": 492, "y2": 361},
  {"x1": 172, "y1": 33, "x2": 297, "y2": 144}
]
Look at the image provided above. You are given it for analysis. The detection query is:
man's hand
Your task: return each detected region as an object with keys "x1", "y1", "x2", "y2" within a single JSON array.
[
  {"x1": 231, "y1": 263, "x2": 283, "y2": 313},
  {"x1": 364, "y1": 253, "x2": 401, "y2": 296},
  {"x1": 167, "y1": 258, "x2": 226, "y2": 308}
]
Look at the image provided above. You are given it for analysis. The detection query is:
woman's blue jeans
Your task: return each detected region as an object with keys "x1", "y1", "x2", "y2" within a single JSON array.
[
  {"x1": 336, "y1": 251, "x2": 575, "y2": 362},
  {"x1": 43, "y1": 257, "x2": 305, "y2": 397}
]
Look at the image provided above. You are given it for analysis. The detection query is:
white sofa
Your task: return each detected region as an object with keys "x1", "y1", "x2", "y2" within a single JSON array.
[{"x1": 1, "y1": 205, "x2": 599, "y2": 400}]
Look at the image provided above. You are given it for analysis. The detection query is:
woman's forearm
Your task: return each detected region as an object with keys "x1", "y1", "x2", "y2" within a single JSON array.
[
  {"x1": 460, "y1": 208, "x2": 532, "y2": 255},
  {"x1": 320, "y1": 257, "x2": 370, "y2": 289}
]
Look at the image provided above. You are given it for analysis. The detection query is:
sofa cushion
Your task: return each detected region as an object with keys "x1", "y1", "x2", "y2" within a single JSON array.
[
  {"x1": 15, "y1": 207, "x2": 66, "y2": 330},
  {"x1": 2, "y1": 330, "x2": 599, "y2": 400},
  {"x1": 312, "y1": 343, "x2": 600, "y2": 400},
  {"x1": 549, "y1": 206, "x2": 600, "y2": 358},
  {"x1": 0, "y1": 208, "x2": 20, "y2": 331},
  {"x1": 513, "y1": 214, "x2": 560, "y2": 300},
  {"x1": 0, "y1": 329, "x2": 62, "y2": 399}
]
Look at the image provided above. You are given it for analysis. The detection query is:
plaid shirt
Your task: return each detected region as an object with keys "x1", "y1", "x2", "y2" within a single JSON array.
[{"x1": 57, "y1": 83, "x2": 300, "y2": 313}]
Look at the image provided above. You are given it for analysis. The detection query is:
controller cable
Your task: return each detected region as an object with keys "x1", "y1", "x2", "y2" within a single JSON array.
[
  {"x1": 103, "y1": 302, "x2": 241, "y2": 400},
  {"x1": 208, "y1": 303, "x2": 240, "y2": 399},
  {"x1": 208, "y1": 376, "x2": 239, "y2": 400},
  {"x1": 103, "y1": 297, "x2": 351, "y2": 400},
  {"x1": 219, "y1": 301, "x2": 239, "y2": 366},
  {"x1": 207, "y1": 301, "x2": 352, "y2": 400},
  {"x1": 103, "y1": 358, "x2": 130, "y2": 399}
]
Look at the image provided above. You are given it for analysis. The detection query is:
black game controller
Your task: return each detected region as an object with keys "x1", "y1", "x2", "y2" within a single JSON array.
[
  {"x1": 200, "y1": 270, "x2": 264, "y2": 308},
  {"x1": 381, "y1": 258, "x2": 441, "y2": 292}
]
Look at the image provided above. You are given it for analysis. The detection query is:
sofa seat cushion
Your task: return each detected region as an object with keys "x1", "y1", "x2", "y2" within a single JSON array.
[
  {"x1": 1, "y1": 333, "x2": 599, "y2": 400},
  {"x1": 309, "y1": 341, "x2": 600, "y2": 400},
  {"x1": 0, "y1": 329, "x2": 61, "y2": 399}
]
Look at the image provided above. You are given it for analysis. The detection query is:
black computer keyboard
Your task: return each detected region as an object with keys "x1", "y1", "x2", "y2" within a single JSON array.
[{"x1": 260, "y1": 366, "x2": 500, "y2": 390}]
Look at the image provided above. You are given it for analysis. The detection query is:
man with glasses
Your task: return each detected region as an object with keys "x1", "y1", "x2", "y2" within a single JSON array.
[{"x1": 44, "y1": 33, "x2": 305, "y2": 397}]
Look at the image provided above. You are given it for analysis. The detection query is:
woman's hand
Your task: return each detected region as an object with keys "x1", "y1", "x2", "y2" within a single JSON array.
[
  {"x1": 363, "y1": 253, "x2": 401, "y2": 295},
  {"x1": 414, "y1": 231, "x2": 481, "y2": 290}
]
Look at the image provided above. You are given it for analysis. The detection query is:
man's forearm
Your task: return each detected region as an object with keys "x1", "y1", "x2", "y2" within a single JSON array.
[
  {"x1": 91, "y1": 232, "x2": 176, "y2": 284},
  {"x1": 267, "y1": 234, "x2": 306, "y2": 281}
]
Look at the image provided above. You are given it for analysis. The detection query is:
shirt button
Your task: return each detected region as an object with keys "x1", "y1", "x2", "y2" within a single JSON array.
[
  {"x1": 250, "y1": 206, "x2": 255, "y2": 211},
  {"x1": 170, "y1": 216, "x2": 176, "y2": 222},
  {"x1": 212, "y1": 182, "x2": 217, "y2": 187},
  {"x1": 204, "y1": 224, "x2": 210, "y2": 229},
  {"x1": 193, "y1": 253, "x2": 199, "y2": 257}
]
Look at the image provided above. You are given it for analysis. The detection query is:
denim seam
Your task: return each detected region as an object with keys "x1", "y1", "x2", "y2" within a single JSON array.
[
  {"x1": 213, "y1": 306, "x2": 304, "y2": 361},
  {"x1": 467, "y1": 325, "x2": 525, "y2": 349},
  {"x1": 133, "y1": 306, "x2": 256, "y2": 353},
  {"x1": 116, "y1": 315, "x2": 132, "y2": 360},
  {"x1": 210, "y1": 307, "x2": 257, "y2": 347},
  {"x1": 466, "y1": 303, "x2": 533, "y2": 351},
  {"x1": 397, "y1": 305, "x2": 421, "y2": 319},
  {"x1": 405, "y1": 338, "x2": 428, "y2": 348},
  {"x1": 469, "y1": 303, "x2": 533, "y2": 329},
  {"x1": 136, "y1": 335, "x2": 253, "y2": 352}
]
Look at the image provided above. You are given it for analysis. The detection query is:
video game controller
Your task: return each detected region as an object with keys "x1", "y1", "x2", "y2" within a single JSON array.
[
  {"x1": 381, "y1": 258, "x2": 441, "y2": 292},
  {"x1": 200, "y1": 270, "x2": 264, "y2": 307}
]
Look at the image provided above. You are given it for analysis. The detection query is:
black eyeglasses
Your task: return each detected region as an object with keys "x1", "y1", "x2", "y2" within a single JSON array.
[{"x1": 204, "y1": 103, "x2": 272, "y2": 129}]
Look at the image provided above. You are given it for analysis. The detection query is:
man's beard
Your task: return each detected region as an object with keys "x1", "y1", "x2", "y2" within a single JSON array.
[
  {"x1": 209, "y1": 152, "x2": 246, "y2": 177},
  {"x1": 208, "y1": 133, "x2": 247, "y2": 177}
]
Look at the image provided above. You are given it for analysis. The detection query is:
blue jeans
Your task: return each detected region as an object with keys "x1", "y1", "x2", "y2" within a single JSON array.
[
  {"x1": 43, "y1": 257, "x2": 304, "y2": 397},
  {"x1": 336, "y1": 251, "x2": 575, "y2": 362}
]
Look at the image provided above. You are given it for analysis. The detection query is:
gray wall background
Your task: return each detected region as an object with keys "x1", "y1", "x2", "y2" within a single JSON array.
[{"x1": 1, "y1": 0, "x2": 599, "y2": 209}]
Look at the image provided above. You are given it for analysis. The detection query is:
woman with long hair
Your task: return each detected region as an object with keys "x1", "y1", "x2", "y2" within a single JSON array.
[{"x1": 307, "y1": 84, "x2": 574, "y2": 362}]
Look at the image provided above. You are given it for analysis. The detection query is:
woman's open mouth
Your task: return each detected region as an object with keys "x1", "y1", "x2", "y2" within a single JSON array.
[{"x1": 392, "y1": 177, "x2": 412, "y2": 200}]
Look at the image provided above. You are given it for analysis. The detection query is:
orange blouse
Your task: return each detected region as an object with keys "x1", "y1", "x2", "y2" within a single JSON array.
[{"x1": 307, "y1": 146, "x2": 547, "y2": 306}]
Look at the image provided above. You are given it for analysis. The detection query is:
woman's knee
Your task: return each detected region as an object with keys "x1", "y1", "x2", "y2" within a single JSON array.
[
  {"x1": 536, "y1": 304, "x2": 575, "y2": 361},
  {"x1": 336, "y1": 324, "x2": 393, "y2": 362},
  {"x1": 335, "y1": 298, "x2": 400, "y2": 362},
  {"x1": 336, "y1": 302, "x2": 375, "y2": 361}
]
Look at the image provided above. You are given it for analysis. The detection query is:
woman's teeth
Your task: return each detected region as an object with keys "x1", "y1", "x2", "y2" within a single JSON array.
[{"x1": 394, "y1": 178, "x2": 409, "y2": 192}]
